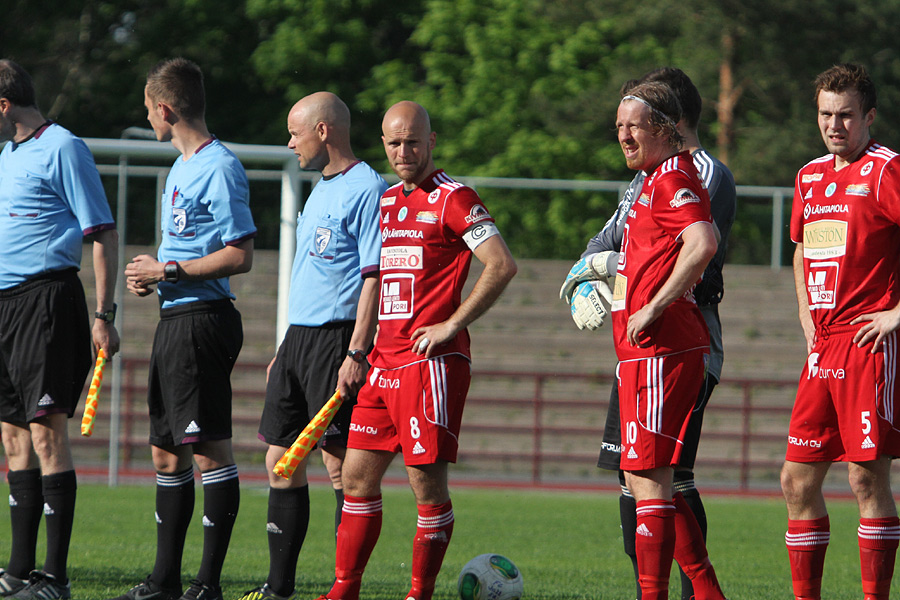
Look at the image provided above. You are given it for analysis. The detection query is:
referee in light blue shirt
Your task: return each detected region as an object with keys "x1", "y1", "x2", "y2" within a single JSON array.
[
  {"x1": 0, "y1": 59, "x2": 119, "y2": 600},
  {"x1": 241, "y1": 92, "x2": 385, "y2": 600}
]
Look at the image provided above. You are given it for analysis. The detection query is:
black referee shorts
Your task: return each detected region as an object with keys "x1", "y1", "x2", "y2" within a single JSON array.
[
  {"x1": 148, "y1": 299, "x2": 243, "y2": 447},
  {"x1": 0, "y1": 269, "x2": 92, "y2": 424},
  {"x1": 258, "y1": 322, "x2": 357, "y2": 449}
]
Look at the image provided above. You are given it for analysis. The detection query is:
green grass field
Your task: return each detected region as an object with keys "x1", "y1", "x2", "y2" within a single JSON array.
[{"x1": 0, "y1": 481, "x2": 891, "y2": 599}]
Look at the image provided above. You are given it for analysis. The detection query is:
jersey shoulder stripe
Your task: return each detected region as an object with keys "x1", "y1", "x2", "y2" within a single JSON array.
[
  {"x1": 691, "y1": 151, "x2": 715, "y2": 187},
  {"x1": 869, "y1": 144, "x2": 898, "y2": 161}
]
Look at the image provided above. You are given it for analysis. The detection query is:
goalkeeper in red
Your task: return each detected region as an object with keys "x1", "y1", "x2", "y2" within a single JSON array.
[
  {"x1": 314, "y1": 101, "x2": 517, "y2": 600},
  {"x1": 781, "y1": 63, "x2": 900, "y2": 600},
  {"x1": 609, "y1": 82, "x2": 726, "y2": 600}
]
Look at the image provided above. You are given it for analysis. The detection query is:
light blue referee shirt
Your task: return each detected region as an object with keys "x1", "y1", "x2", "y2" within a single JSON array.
[
  {"x1": 157, "y1": 138, "x2": 257, "y2": 308},
  {"x1": 289, "y1": 161, "x2": 386, "y2": 326},
  {"x1": 0, "y1": 122, "x2": 115, "y2": 289}
]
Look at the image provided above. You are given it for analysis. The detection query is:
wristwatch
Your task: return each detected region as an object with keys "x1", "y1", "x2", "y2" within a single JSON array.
[
  {"x1": 347, "y1": 349, "x2": 367, "y2": 363},
  {"x1": 163, "y1": 260, "x2": 179, "y2": 283},
  {"x1": 94, "y1": 303, "x2": 117, "y2": 324}
]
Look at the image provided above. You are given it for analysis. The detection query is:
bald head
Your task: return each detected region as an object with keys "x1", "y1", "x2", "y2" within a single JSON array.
[
  {"x1": 382, "y1": 101, "x2": 431, "y2": 138},
  {"x1": 286, "y1": 91, "x2": 356, "y2": 175},
  {"x1": 289, "y1": 91, "x2": 351, "y2": 133},
  {"x1": 381, "y1": 101, "x2": 436, "y2": 188}
]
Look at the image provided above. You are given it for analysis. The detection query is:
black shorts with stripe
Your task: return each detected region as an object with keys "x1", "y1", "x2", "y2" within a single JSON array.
[
  {"x1": 0, "y1": 269, "x2": 92, "y2": 424},
  {"x1": 258, "y1": 322, "x2": 357, "y2": 449},
  {"x1": 148, "y1": 299, "x2": 243, "y2": 447}
]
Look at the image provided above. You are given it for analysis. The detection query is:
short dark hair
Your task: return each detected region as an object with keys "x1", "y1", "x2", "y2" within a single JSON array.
[
  {"x1": 622, "y1": 67, "x2": 702, "y2": 130},
  {"x1": 0, "y1": 59, "x2": 37, "y2": 108},
  {"x1": 623, "y1": 81, "x2": 685, "y2": 150},
  {"x1": 146, "y1": 58, "x2": 205, "y2": 121},
  {"x1": 814, "y1": 63, "x2": 876, "y2": 114}
]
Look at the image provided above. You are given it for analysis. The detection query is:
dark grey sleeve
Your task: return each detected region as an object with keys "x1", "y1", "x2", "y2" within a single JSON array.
[
  {"x1": 692, "y1": 151, "x2": 736, "y2": 305},
  {"x1": 580, "y1": 173, "x2": 644, "y2": 275}
]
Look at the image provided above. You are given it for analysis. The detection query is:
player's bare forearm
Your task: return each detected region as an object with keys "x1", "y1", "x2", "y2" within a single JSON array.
[
  {"x1": 411, "y1": 235, "x2": 517, "y2": 358},
  {"x1": 626, "y1": 222, "x2": 715, "y2": 346},
  {"x1": 91, "y1": 229, "x2": 120, "y2": 356},
  {"x1": 337, "y1": 275, "x2": 379, "y2": 397},
  {"x1": 793, "y1": 243, "x2": 816, "y2": 353}
]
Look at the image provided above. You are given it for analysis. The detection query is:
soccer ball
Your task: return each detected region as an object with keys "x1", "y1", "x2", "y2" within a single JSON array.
[{"x1": 457, "y1": 553, "x2": 524, "y2": 600}]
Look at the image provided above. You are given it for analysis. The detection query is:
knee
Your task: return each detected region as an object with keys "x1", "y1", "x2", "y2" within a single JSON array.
[{"x1": 781, "y1": 465, "x2": 815, "y2": 505}]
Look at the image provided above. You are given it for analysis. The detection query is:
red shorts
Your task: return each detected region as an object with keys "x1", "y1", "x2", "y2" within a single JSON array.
[
  {"x1": 787, "y1": 326, "x2": 900, "y2": 463},
  {"x1": 617, "y1": 349, "x2": 707, "y2": 472},
  {"x1": 348, "y1": 354, "x2": 471, "y2": 465}
]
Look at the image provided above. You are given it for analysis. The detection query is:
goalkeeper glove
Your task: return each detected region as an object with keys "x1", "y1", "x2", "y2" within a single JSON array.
[
  {"x1": 559, "y1": 251, "x2": 615, "y2": 303},
  {"x1": 570, "y1": 279, "x2": 613, "y2": 331}
]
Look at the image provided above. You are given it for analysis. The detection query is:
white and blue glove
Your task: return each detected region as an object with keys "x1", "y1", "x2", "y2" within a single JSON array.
[
  {"x1": 569, "y1": 279, "x2": 614, "y2": 331},
  {"x1": 559, "y1": 251, "x2": 614, "y2": 303}
]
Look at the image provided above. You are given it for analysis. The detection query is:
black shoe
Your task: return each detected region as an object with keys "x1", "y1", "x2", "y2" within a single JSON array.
[
  {"x1": 0, "y1": 571, "x2": 27, "y2": 597},
  {"x1": 109, "y1": 577, "x2": 181, "y2": 600},
  {"x1": 8, "y1": 571, "x2": 70, "y2": 600},
  {"x1": 178, "y1": 580, "x2": 222, "y2": 600},
  {"x1": 236, "y1": 584, "x2": 294, "y2": 600}
]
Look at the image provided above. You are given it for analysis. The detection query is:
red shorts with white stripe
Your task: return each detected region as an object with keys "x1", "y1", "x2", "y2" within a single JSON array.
[
  {"x1": 348, "y1": 354, "x2": 471, "y2": 465},
  {"x1": 787, "y1": 326, "x2": 900, "y2": 463},
  {"x1": 617, "y1": 349, "x2": 707, "y2": 472}
]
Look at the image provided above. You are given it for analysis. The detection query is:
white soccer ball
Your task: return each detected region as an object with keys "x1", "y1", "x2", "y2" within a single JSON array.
[{"x1": 457, "y1": 553, "x2": 524, "y2": 600}]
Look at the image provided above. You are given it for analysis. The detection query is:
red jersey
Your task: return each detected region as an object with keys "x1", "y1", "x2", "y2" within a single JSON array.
[
  {"x1": 369, "y1": 170, "x2": 495, "y2": 369},
  {"x1": 611, "y1": 152, "x2": 712, "y2": 361},
  {"x1": 791, "y1": 141, "x2": 900, "y2": 329}
]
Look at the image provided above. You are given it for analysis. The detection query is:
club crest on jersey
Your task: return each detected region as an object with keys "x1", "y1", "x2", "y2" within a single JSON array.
[
  {"x1": 381, "y1": 196, "x2": 396, "y2": 207},
  {"x1": 398, "y1": 207, "x2": 408, "y2": 221},
  {"x1": 860, "y1": 161, "x2": 874, "y2": 176},
  {"x1": 464, "y1": 204, "x2": 490, "y2": 224},
  {"x1": 315, "y1": 227, "x2": 332, "y2": 254},
  {"x1": 416, "y1": 211, "x2": 439, "y2": 224},
  {"x1": 802, "y1": 173, "x2": 824, "y2": 183},
  {"x1": 825, "y1": 182, "x2": 837, "y2": 197},
  {"x1": 428, "y1": 189, "x2": 441, "y2": 204},
  {"x1": 669, "y1": 188, "x2": 700, "y2": 208},
  {"x1": 173, "y1": 208, "x2": 187, "y2": 233}
]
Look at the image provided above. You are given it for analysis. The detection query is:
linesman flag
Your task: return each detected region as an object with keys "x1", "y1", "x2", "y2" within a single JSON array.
[
  {"x1": 80, "y1": 349, "x2": 107, "y2": 437},
  {"x1": 273, "y1": 390, "x2": 344, "y2": 479}
]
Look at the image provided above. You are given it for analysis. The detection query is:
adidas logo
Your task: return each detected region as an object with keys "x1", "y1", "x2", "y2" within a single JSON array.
[
  {"x1": 412, "y1": 441, "x2": 426, "y2": 455},
  {"x1": 636, "y1": 523, "x2": 653, "y2": 537},
  {"x1": 202, "y1": 515, "x2": 214, "y2": 527},
  {"x1": 862, "y1": 436, "x2": 875, "y2": 449},
  {"x1": 43, "y1": 502, "x2": 55, "y2": 516},
  {"x1": 627, "y1": 447, "x2": 638, "y2": 460},
  {"x1": 155, "y1": 511, "x2": 162, "y2": 524},
  {"x1": 9, "y1": 495, "x2": 16, "y2": 507},
  {"x1": 38, "y1": 394, "x2": 53, "y2": 407},
  {"x1": 185, "y1": 421, "x2": 201, "y2": 434},
  {"x1": 266, "y1": 522, "x2": 283, "y2": 534}
]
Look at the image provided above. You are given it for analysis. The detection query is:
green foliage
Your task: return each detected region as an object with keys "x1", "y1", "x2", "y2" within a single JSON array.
[
  {"x1": 6, "y1": 0, "x2": 900, "y2": 259},
  {"x1": 2, "y1": 483, "x2": 893, "y2": 599}
]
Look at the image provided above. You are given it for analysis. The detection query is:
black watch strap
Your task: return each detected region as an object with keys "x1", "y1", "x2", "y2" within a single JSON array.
[
  {"x1": 95, "y1": 303, "x2": 117, "y2": 323},
  {"x1": 347, "y1": 349, "x2": 367, "y2": 363}
]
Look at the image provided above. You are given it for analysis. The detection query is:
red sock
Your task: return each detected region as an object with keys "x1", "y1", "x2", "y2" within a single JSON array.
[
  {"x1": 635, "y1": 499, "x2": 676, "y2": 600},
  {"x1": 671, "y1": 492, "x2": 725, "y2": 599},
  {"x1": 407, "y1": 501, "x2": 454, "y2": 600},
  {"x1": 785, "y1": 516, "x2": 830, "y2": 600},
  {"x1": 328, "y1": 495, "x2": 383, "y2": 600},
  {"x1": 858, "y1": 516, "x2": 900, "y2": 600}
]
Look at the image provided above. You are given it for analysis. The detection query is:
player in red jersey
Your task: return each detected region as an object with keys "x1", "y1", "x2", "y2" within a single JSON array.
[
  {"x1": 314, "y1": 101, "x2": 517, "y2": 600},
  {"x1": 611, "y1": 81, "x2": 726, "y2": 600},
  {"x1": 781, "y1": 63, "x2": 900, "y2": 600}
]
